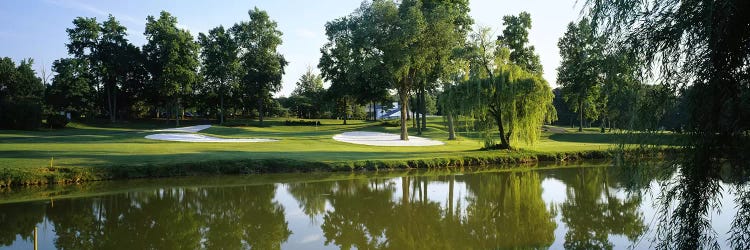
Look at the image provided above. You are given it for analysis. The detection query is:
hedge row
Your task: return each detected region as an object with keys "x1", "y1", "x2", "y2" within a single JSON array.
[{"x1": 0, "y1": 148, "x2": 677, "y2": 188}]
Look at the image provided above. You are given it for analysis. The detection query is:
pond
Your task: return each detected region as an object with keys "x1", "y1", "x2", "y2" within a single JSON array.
[{"x1": 0, "y1": 163, "x2": 744, "y2": 249}]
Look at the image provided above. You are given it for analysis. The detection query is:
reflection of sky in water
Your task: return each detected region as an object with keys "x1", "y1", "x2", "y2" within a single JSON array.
[
  {"x1": 276, "y1": 185, "x2": 336, "y2": 250},
  {"x1": 0, "y1": 167, "x2": 744, "y2": 249}
]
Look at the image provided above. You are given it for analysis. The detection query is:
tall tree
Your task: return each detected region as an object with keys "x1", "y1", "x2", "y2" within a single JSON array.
[
  {"x1": 319, "y1": 17, "x2": 358, "y2": 125},
  {"x1": 65, "y1": 15, "x2": 143, "y2": 122},
  {"x1": 417, "y1": 0, "x2": 473, "y2": 135},
  {"x1": 97, "y1": 15, "x2": 130, "y2": 122},
  {"x1": 198, "y1": 26, "x2": 239, "y2": 124},
  {"x1": 499, "y1": 12, "x2": 543, "y2": 74},
  {"x1": 556, "y1": 18, "x2": 604, "y2": 132},
  {"x1": 143, "y1": 11, "x2": 200, "y2": 127},
  {"x1": 444, "y1": 27, "x2": 555, "y2": 149},
  {"x1": 46, "y1": 58, "x2": 95, "y2": 114},
  {"x1": 378, "y1": 0, "x2": 428, "y2": 140},
  {"x1": 232, "y1": 7, "x2": 287, "y2": 123}
]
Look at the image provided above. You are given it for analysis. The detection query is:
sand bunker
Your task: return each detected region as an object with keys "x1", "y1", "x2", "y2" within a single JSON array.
[
  {"x1": 146, "y1": 133, "x2": 277, "y2": 143},
  {"x1": 332, "y1": 131, "x2": 444, "y2": 147},
  {"x1": 146, "y1": 125, "x2": 277, "y2": 143},
  {"x1": 154, "y1": 125, "x2": 212, "y2": 133}
]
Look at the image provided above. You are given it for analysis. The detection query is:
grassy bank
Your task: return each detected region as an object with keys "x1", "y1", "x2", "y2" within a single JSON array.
[{"x1": 0, "y1": 118, "x2": 675, "y2": 187}]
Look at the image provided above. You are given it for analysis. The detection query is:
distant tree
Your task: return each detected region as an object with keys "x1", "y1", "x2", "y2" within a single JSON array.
[
  {"x1": 64, "y1": 15, "x2": 144, "y2": 122},
  {"x1": 198, "y1": 25, "x2": 239, "y2": 124},
  {"x1": 556, "y1": 18, "x2": 604, "y2": 132},
  {"x1": 498, "y1": 12, "x2": 543, "y2": 75},
  {"x1": 0, "y1": 58, "x2": 44, "y2": 102},
  {"x1": 319, "y1": 17, "x2": 358, "y2": 125},
  {"x1": 143, "y1": 11, "x2": 200, "y2": 126},
  {"x1": 0, "y1": 58, "x2": 44, "y2": 130},
  {"x1": 0, "y1": 57, "x2": 17, "y2": 101},
  {"x1": 46, "y1": 58, "x2": 95, "y2": 114},
  {"x1": 599, "y1": 48, "x2": 642, "y2": 131},
  {"x1": 118, "y1": 44, "x2": 150, "y2": 118},
  {"x1": 289, "y1": 67, "x2": 325, "y2": 118},
  {"x1": 292, "y1": 66, "x2": 324, "y2": 97},
  {"x1": 232, "y1": 7, "x2": 287, "y2": 123}
]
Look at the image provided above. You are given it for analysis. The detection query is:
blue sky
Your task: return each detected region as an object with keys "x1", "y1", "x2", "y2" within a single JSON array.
[{"x1": 0, "y1": 0, "x2": 584, "y2": 97}]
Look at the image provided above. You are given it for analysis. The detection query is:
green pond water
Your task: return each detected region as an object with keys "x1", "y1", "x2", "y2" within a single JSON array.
[{"x1": 0, "y1": 163, "x2": 744, "y2": 249}]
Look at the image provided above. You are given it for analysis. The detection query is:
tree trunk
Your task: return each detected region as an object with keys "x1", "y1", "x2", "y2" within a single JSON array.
[
  {"x1": 175, "y1": 98, "x2": 181, "y2": 127},
  {"x1": 400, "y1": 92, "x2": 409, "y2": 141},
  {"x1": 447, "y1": 111, "x2": 456, "y2": 140},
  {"x1": 448, "y1": 175, "x2": 454, "y2": 218},
  {"x1": 113, "y1": 88, "x2": 117, "y2": 121},
  {"x1": 421, "y1": 87, "x2": 426, "y2": 130},
  {"x1": 343, "y1": 98, "x2": 348, "y2": 125},
  {"x1": 494, "y1": 110, "x2": 511, "y2": 149},
  {"x1": 600, "y1": 116, "x2": 606, "y2": 133},
  {"x1": 416, "y1": 92, "x2": 422, "y2": 135},
  {"x1": 578, "y1": 100, "x2": 584, "y2": 132},
  {"x1": 402, "y1": 176, "x2": 410, "y2": 205},
  {"x1": 219, "y1": 94, "x2": 224, "y2": 125},
  {"x1": 257, "y1": 96, "x2": 264, "y2": 123},
  {"x1": 107, "y1": 83, "x2": 115, "y2": 123}
]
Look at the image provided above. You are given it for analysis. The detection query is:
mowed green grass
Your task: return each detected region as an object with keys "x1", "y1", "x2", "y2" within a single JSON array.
[{"x1": 0, "y1": 117, "x2": 655, "y2": 170}]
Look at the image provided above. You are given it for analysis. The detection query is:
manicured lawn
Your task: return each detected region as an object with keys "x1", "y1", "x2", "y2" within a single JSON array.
[{"x1": 0, "y1": 117, "x2": 678, "y2": 186}]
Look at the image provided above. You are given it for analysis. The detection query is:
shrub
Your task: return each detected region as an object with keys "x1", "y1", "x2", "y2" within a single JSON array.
[
  {"x1": 0, "y1": 99, "x2": 42, "y2": 130},
  {"x1": 284, "y1": 120, "x2": 321, "y2": 126},
  {"x1": 46, "y1": 114, "x2": 69, "y2": 129},
  {"x1": 380, "y1": 120, "x2": 400, "y2": 127}
]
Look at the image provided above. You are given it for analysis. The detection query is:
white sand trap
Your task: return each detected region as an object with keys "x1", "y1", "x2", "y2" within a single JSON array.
[
  {"x1": 146, "y1": 125, "x2": 276, "y2": 143},
  {"x1": 333, "y1": 131, "x2": 444, "y2": 147},
  {"x1": 155, "y1": 125, "x2": 211, "y2": 133},
  {"x1": 146, "y1": 133, "x2": 277, "y2": 143}
]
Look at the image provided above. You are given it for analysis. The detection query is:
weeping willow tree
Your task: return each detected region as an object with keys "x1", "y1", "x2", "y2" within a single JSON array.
[
  {"x1": 442, "y1": 29, "x2": 555, "y2": 149},
  {"x1": 584, "y1": 1, "x2": 750, "y2": 249},
  {"x1": 474, "y1": 63, "x2": 555, "y2": 149}
]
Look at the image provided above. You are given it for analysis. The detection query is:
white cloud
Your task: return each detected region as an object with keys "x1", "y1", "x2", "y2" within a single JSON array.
[{"x1": 44, "y1": 0, "x2": 140, "y2": 26}]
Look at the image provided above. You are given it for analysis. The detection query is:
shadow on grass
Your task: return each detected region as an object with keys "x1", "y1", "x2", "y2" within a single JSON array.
[
  {"x1": 548, "y1": 132, "x2": 686, "y2": 146},
  {"x1": 0, "y1": 148, "x2": 484, "y2": 168}
]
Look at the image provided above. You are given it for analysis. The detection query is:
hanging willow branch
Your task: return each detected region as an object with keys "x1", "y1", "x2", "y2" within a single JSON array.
[{"x1": 442, "y1": 62, "x2": 555, "y2": 149}]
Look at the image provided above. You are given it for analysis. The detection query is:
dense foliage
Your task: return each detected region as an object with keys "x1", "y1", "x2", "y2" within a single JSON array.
[{"x1": 0, "y1": 58, "x2": 44, "y2": 130}]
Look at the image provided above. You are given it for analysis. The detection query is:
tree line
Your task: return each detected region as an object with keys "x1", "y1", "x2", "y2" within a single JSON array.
[
  {"x1": 3, "y1": 0, "x2": 696, "y2": 150},
  {"x1": 1, "y1": 7, "x2": 287, "y2": 128}
]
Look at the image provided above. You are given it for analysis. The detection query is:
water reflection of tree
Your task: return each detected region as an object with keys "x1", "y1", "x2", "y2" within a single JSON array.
[
  {"x1": 287, "y1": 171, "x2": 557, "y2": 249},
  {"x1": 286, "y1": 180, "x2": 337, "y2": 220},
  {"x1": 43, "y1": 184, "x2": 291, "y2": 249},
  {"x1": 461, "y1": 171, "x2": 557, "y2": 249},
  {"x1": 0, "y1": 202, "x2": 45, "y2": 247},
  {"x1": 556, "y1": 167, "x2": 645, "y2": 250},
  {"x1": 320, "y1": 178, "x2": 395, "y2": 249}
]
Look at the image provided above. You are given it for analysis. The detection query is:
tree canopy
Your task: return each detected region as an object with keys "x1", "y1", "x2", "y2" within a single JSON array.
[
  {"x1": 556, "y1": 18, "x2": 604, "y2": 132},
  {"x1": 232, "y1": 7, "x2": 287, "y2": 123},
  {"x1": 198, "y1": 25, "x2": 239, "y2": 124},
  {"x1": 143, "y1": 11, "x2": 200, "y2": 126}
]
